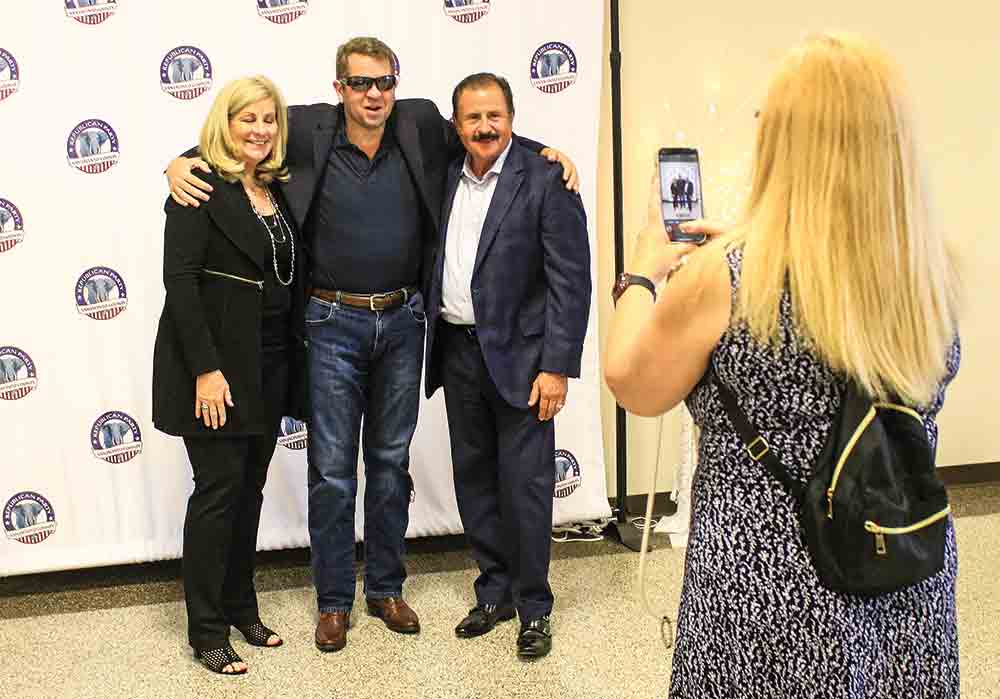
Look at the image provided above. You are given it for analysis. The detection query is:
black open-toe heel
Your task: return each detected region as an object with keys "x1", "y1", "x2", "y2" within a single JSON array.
[
  {"x1": 194, "y1": 643, "x2": 247, "y2": 675},
  {"x1": 234, "y1": 619, "x2": 283, "y2": 648}
]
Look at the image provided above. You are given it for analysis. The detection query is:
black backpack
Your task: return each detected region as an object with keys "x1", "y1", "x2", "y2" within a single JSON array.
[{"x1": 712, "y1": 371, "x2": 951, "y2": 597}]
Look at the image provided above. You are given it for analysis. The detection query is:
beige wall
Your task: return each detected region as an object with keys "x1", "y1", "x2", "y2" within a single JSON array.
[{"x1": 595, "y1": 0, "x2": 1000, "y2": 496}]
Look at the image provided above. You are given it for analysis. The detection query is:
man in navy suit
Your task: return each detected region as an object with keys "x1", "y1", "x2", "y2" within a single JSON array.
[{"x1": 425, "y1": 73, "x2": 590, "y2": 660}]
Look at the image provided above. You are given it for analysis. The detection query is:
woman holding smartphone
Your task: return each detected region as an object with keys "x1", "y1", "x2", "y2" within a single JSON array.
[{"x1": 605, "y1": 34, "x2": 961, "y2": 698}]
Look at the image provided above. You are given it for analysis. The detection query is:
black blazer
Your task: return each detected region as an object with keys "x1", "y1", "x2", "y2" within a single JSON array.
[
  {"x1": 152, "y1": 169, "x2": 309, "y2": 436},
  {"x1": 278, "y1": 99, "x2": 543, "y2": 297},
  {"x1": 425, "y1": 142, "x2": 591, "y2": 409}
]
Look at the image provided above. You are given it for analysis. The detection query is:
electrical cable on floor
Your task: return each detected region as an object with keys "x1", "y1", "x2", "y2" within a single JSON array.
[{"x1": 636, "y1": 411, "x2": 675, "y2": 650}]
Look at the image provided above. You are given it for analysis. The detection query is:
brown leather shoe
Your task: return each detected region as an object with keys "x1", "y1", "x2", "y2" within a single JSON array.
[
  {"x1": 315, "y1": 611, "x2": 349, "y2": 652},
  {"x1": 366, "y1": 597, "x2": 420, "y2": 634}
]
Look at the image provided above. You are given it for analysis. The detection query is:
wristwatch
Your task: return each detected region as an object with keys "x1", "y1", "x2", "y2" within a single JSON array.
[{"x1": 612, "y1": 272, "x2": 656, "y2": 305}]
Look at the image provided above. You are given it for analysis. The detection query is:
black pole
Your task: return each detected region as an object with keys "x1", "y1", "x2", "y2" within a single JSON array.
[{"x1": 606, "y1": 0, "x2": 647, "y2": 552}]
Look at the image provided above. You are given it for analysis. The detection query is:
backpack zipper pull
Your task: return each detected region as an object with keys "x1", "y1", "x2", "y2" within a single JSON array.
[{"x1": 864, "y1": 521, "x2": 889, "y2": 556}]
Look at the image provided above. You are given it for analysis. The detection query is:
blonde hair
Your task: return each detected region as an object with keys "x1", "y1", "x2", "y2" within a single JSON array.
[
  {"x1": 198, "y1": 75, "x2": 289, "y2": 184},
  {"x1": 727, "y1": 32, "x2": 960, "y2": 405}
]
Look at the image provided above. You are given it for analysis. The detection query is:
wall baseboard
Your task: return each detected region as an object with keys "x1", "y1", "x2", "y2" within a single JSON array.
[
  {"x1": 609, "y1": 462, "x2": 1000, "y2": 517},
  {"x1": 937, "y1": 461, "x2": 1000, "y2": 486}
]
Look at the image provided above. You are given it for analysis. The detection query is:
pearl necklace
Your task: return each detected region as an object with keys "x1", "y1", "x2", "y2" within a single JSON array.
[{"x1": 245, "y1": 184, "x2": 295, "y2": 287}]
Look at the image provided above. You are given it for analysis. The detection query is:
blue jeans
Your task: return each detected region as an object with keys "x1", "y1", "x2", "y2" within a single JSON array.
[{"x1": 305, "y1": 292, "x2": 425, "y2": 613}]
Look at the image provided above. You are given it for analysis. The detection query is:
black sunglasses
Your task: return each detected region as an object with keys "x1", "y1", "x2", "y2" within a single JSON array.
[{"x1": 340, "y1": 74, "x2": 398, "y2": 92}]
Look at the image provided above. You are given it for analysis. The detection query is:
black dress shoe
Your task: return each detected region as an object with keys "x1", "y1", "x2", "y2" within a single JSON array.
[
  {"x1": 455, "y1": 603, "x2": 516, "y2": 638},
  {"x1": 516, "y1": 615, "x2": 552, "y2": 659}
]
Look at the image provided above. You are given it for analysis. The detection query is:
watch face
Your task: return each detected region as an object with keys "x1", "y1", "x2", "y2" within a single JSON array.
[{"x1": 612, "y1": 273, "x2": 631, "y2": 301}]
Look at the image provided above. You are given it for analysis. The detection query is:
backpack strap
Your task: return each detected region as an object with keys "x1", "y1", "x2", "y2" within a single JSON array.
[{"x1": 710, "y1": 368, "x2": 805, "y2": 503}]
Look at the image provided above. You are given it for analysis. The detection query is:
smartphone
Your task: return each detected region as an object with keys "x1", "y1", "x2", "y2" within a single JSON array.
[{"x1": 658, "y1": 147, "x2": 707, "y2": 244}]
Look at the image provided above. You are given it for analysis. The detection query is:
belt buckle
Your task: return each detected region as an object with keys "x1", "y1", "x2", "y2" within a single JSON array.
[{"x1": 369, "y1": 293, "x2": 386, "y2": 311}]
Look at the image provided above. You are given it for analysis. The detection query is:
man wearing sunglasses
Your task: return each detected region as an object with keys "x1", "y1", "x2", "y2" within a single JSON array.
[{"x1": 165, "y1": 36, "x2": 578, "y2": 655}]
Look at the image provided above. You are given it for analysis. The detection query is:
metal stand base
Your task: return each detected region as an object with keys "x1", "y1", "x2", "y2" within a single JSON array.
[{"x1": 605, "y1": 518, "x2": 652, "y2": 552}]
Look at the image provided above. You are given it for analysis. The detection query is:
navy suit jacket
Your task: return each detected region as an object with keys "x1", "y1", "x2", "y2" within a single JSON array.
[{"x1": 425, "y1": 141, "x2": 591, "y2": 409}]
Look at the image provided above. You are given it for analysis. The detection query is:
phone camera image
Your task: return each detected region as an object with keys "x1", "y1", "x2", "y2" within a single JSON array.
[
  {"x1": 659, "y1": 148, "x2": 706, "y2": 244},
  {"x1": 659, "y1": 149, "x2": 703, "y2": 222}
]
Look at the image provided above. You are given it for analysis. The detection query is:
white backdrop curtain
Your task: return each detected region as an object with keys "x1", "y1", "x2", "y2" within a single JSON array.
[{"x1": 0, "y1": 0, "x2": 608, "y2": 576}]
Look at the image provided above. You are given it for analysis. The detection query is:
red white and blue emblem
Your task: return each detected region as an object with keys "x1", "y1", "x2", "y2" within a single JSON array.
[
  {"x1": 257, "y1": 0, "x2": 309, "y2": 24},
  {"x1": 4, "y1": 492, "x2": 57, "y2": 545},
  {"x1": 160, "y1": 46, "x2": 213, "y2": 100},
  {"x1": 530, "y1": 42, "x2": 578, "y2": 94},
  {"x1": 554, "y1": 449, "x2": 581, "y2": 499},
  {"x1": 0, "y1": 346, "x2": 37, "y2": 401},
  {"x1": 91, "y1": 411, "x2": 143, "y2": 464},
  {"x1": 76, "y1": 266, "x2": 127, "y2": 320},
  {"x1": 0, "y1": 48, "x2": 19, "y2": 102},
  {"x1": 0, "y1": 199, "x2": 24, "y2": 254},
  {"x1": 278, "y1": 416, "x2": 308, "y2": 450},
  {"x1": 443, "y1": 0, "x2": 491, "y2": 24},
  {"x1": 64, "y1": 0, "x2": 119, "y2": 26},
  {"x1": 67, "y1": 119, "x2": 120, "y2": 174}
]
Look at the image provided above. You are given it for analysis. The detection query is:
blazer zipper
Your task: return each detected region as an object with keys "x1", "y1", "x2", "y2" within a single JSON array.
[
  {"x1": 826, "y1": 403, "x2": 923, "y2": 520},
  {"x1": 202, "y1": 268, "x2": 263, "y2": 290},
  {"x1": 863, "y1": 505, "x2": 951, "y2": 556}
]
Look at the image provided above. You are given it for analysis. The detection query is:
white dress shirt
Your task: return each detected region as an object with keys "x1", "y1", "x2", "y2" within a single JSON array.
[{"x1": 439, "y1": 139, "x2": 513, "y2": 325}]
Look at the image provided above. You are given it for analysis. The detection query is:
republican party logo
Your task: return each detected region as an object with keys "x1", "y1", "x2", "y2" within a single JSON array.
[
  {"x1": 64, "y1": 0, "x2": 119, "y2": 25},
  {"x1": 76, "y1": 266, "x2": 127, "y2": 320},
  {"x1": 553, "y1": 449, "x2": 581, "y2": 499},
  {"x1": 0, "y1": 49, "x2": 19, "y2": 102},
  {"x1": 443, "y1": 0, "x2": 491, "y2": 23},
  {"x1": 257, "y1": 0, "x2": 308, "y2": 24},
  {"x1": 0, "y1": 347, "x2": 37, "y2": 401},
  {"x1": 67, "y1": 119, "x2": 120, "y2": 174},
  {"x1": 91, "y1": 411, "x2": 143, "y2": 464},
  {"x1": 4, "y1": 492, "x2": 57, "y2": 545},
  {"x1": 530, "y1": 42, "x2": 578, "y2": 94},
  {"x1": 160, "y1": 46, "x2": 213, "y2": 100},
  {"x1": 277, "y1": 416, "x2": 308, "y2": 450},
  {"x1": 0, "y1": 199, "x2": 24, "y2": 254}
]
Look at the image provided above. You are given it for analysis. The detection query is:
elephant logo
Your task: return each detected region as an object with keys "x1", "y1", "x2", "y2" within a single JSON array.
[
  {"x1": 160, "y1": 46, "x2": 213, "y2": 100},
  {"x1": 0, "y1": 199, "x2": 24, "y2": 254},
  {"x1": 75, "y1": 267, "x2": 128, "y2": 320},
  {"x1": 66, "y1": 119, "x2": 120, "y2": 174},
  {"x1": 277, "y1": 416, "x2": 308, "y2": 450},
  {"x1": 443, "y1": 0, "x2": 491, "y2": 24},
  {"x1": 64, "y1": 0, "x2": 119, "y2": 25},
  {"x1": 553, "y1": 449, "x2": 582, "y2": 499},
  {"x1": 0, "y1": 48, "x2": 19, "y2": 102},
  {"x1": 256, "y1": 0, "x2": 309, "y2": 24},
  {"x1": 4, "y1": 492, "x2": 57, "y2": 544},
  {"x1": 91, "y1": 411, "x2": 143, "y2": 463},
  {"x1": 0, "y1": 347, "x2": 37, "y2": 400},
  {"x1": 530, "y1": 42, "x2": 578, "y2": 94}
]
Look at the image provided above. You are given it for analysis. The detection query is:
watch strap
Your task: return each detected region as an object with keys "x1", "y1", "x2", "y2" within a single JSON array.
[{"x1": 613, "y1": 273, "x2": 656, "y2": 305}]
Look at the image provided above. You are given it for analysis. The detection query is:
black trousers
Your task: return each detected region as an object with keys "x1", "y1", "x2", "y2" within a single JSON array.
[
  {"x1": 181, "y1": 346, "x2": 288, "y2": 649},
  {"x1": 439, "y1": 322, "x2": 555, "y2": 622}
]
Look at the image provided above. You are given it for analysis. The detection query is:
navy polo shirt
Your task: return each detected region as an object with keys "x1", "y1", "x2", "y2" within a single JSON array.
[{"x1": 306, "y1": 116, "x2": 423, "y2": 294}]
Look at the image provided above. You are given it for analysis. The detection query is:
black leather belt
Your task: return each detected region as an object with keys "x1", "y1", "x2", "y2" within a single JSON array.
[
  {"x1": 311, "y1": 286, "x2": 417, "y2": 311},
  {"x1": 441, "y1": 321, "x2": 477, "y2": 339}
]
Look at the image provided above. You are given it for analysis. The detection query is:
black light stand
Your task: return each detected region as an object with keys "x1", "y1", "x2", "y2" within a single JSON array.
[{"x1": 604, "y1": 0, "x2": 649, "y2": 552}]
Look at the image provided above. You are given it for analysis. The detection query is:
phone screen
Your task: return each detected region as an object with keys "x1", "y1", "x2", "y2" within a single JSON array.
[{"x1": 659, "y1": 148, "x2": 705, "y2": 242}]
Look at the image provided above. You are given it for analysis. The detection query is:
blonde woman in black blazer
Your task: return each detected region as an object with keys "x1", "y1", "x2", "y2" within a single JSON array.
[{"x1": 152, "y1": 75, "x2": 308, "y2": 676}]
